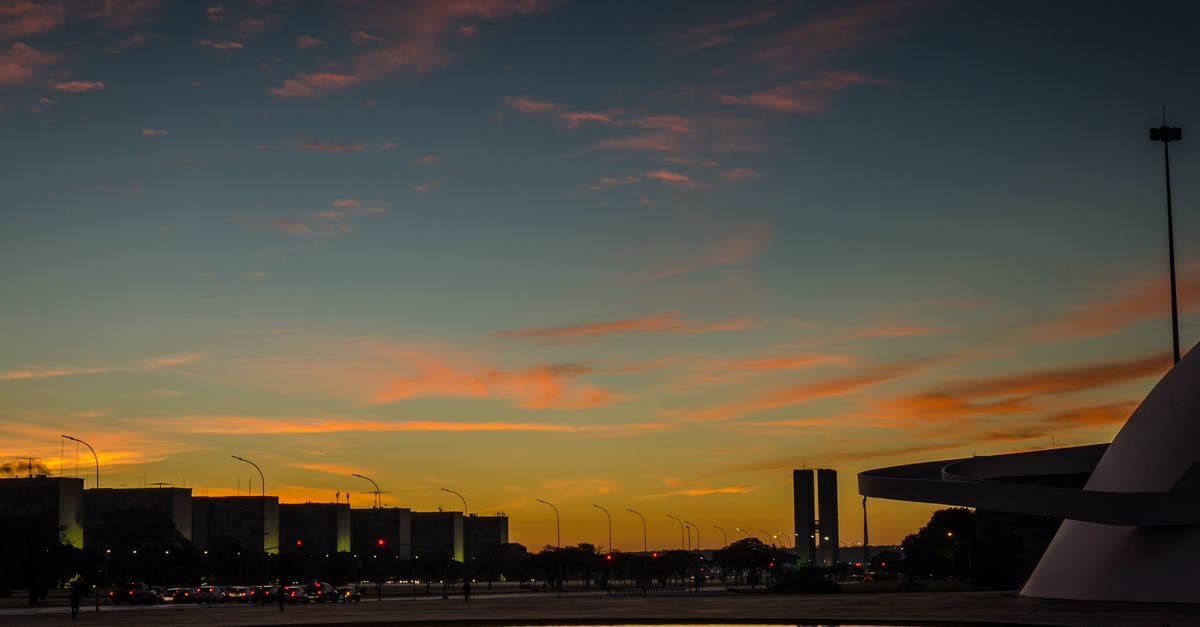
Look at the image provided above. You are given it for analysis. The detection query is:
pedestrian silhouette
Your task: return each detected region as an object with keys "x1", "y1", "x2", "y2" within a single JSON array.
[
  {"x1": 463, "y1": 581, "x2": 471, "y2": 603},
  {"x1": 69, "y1": 580, "x2": 85, "y2": 619}
]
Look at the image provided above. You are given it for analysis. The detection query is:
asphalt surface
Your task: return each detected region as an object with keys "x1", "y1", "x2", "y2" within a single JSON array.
[{"x1": 1, "y1": 590, "x2": 1196, "y2": 627}]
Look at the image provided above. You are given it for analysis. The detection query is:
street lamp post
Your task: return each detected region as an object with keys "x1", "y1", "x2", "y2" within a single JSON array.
[
  {"x1": 231, "y1": 456, "x2": 267, "y2": 582},
  {"x1": 666, "y1": 514, "x2": 685, "y2": 550},
  {"x1": 352, "y1": 474, "x2": 381, "y2": 508},
  {"x1": 713, "y1": 525, "x2": 728, "y2": 548},
  {"x1": 626, "y1": 509, "x2": 647, "y2": 591},
  {"x1": 592, "y1": 505, "x2": 612, "y2": 553},
  {"x1": 61, "y1": 435, "x2": 99, "y2": 612},
  {"x1": 442, "y1": 488, "x2": 469, "y2": 587},
  {"x1": 684, "y1": 521, "x2": 700, "y2": 551},
  {"x1": 536, "y1": 499, "x2": 560, "y2": 594},
  {"x1": 1150, "y1": 111, "x2": 1183, "y2": 364}
]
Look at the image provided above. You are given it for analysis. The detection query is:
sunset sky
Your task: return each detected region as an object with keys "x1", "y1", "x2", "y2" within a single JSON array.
[{"x1": 2, "y1": 0, "x2": 1199, "y2": 552}]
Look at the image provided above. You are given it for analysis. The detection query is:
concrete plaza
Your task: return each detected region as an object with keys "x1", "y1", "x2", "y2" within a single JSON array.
[{"x1": 1, "y1": 590, "x2": 1196, "y2": 626}]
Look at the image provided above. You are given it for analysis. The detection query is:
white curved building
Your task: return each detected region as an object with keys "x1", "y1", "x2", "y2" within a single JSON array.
[{"x1": 859, "y1": 344, "x2": 1200, "y2": 602}]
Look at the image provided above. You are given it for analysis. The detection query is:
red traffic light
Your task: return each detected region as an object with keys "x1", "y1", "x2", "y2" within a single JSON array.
[
  {"x1": 651, "y1": 551, "x2": 658, "y2": 558},
  {"x1": 295, "y1": 540, "x2": 303, "y2": 547},
  {"x1": 377, "y1": 538, "x2": 385, "y2": 546},
  {"x1": 605, "y1": 554, "x2": 613, "y2": 561}
]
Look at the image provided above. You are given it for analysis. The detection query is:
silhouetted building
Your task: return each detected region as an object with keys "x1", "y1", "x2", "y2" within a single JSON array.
[
  {"x1": 817, "y1": 468, "x2": 840, "y2": 566},
  {"x1": 192, "y1": 496, "x2": 279, "y2": 554},
  {"x1": 0, "y1": 476, "x2": 84, "y2": 547},
  {"x1": 463, "y1": 513, "x2": 508, "y2": 562},
  {"x1": 350, "y1": 507, "x2": 411, "y2": 560},
  {"x1": 84, "y1": 487, "x2": 192, "y2": 545},
  {"x1": 793, "y1": 469, "x2": 815, "y2": 564},
  {"x1": 279, "y1": 502, "x2": 350, "y2": 554},
  {"x1": 411, "y1": 511, "x2": 463, "y2": 563}
]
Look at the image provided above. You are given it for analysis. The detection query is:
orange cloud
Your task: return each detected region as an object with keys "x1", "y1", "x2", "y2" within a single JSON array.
[
  {"x1": 581, "y1": 175, "x2": 641, "y2": 191},
  {"x1": 503, "y1": 96, "x2": 617, "y2": 127},
  {"x1": 667, "y1": 9, "x2": 779, "y2": 54},
  {"x1": 154, "y1": 415, "x2": 673, "y2": 437},
  {"x1": 673, "y1": 366, "x2": 911, "y2": 422},
  {"x1": 493, "y1": 311, "x2": 756, "y2": 343},
  {"x1": 296, "y1": 35, "x2": 323, "y2": 49},
  {"x1": 751, "y1": 1, "x2": 933, "y2": 70},
  {"x1": 270, "y1": 2, "x2": 552, "y2": 97},
  {"x1": 720, "y1": 167, "x2": 759, "y2": 180},
  {"x1": 1031, "y1": 267, "x2": 1200, "y2": 340},
  {"x1": 0, "y1": 42, "x2": 57, "y2": 85},
  {"x1": 140, "y1": 127, "x2": 167, "y2": 136},
  {"x1": 634, "y1": 222, "x2": 770, "y2": 281},
  {"x1": 592, "y1": 132, "x2": 683, "y2": 153},
  {"x1": 411, "y1": 181, "x2": 440, "y2": 193},
  {"x1": 287, "y1": 461, "x2": 371, "y2": 476},
  {"x1": 645, "y1": 169, "x2": 692, "y2": 185},
  {"x1": 50, "y1": 79, "x2": 105, "y2": 92},
  {"x1": 374, "y1": 360, "x2": 619, "y2": 410},
  {"x1": 267, "y1": 72, "x2": 360, "y2": 98},
  {"x1": 196, "y1": 39, "x2": 243, "y2": 51},
  {"x1": 640, "y1": 484, "x2": 757, "y2": 499},
  {"x1": 716, "y1": 72, "x2": 893, "y2": 113},
  {"x1": 945, "y1": 353, "x2": 1169, "y2": 398},
  {"x1": 1, "y1": 351, "x2": 201, "y2": 380}
]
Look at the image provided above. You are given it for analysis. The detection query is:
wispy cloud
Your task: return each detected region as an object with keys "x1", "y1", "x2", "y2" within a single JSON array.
[
  {"x1": 639, "y1": 484, "x2": 757, "y2": 499},
  {"x1": 666, "y1": 10, "x2": 780, "y2": 55},
  {"x1": 1031, "y1": 266, "x2": 1200, "y2": 340},
  {"x1": 412, "y1": 154, "x2": 439, "y2": 165},
  {"x1": 374, "y1": 360, "x2": 620, "y2": 410},
  {"x1": 671, "y1": 365, "x2": 914, "y2": 422},
  {"x1": 50, "y1": 79, "x2": 105, "y2": 92},
  {"x1": 196, "y1": 39, "x2": 244, "y2": 51},
  {"x1": 257, "y1": 136, "x2": 399, "y2": 153},
  {"x1": 0, "y1": 42, "x2": 57, "y2": 85},
  {"x1": 261, "y1": 198, "x2": 388, "y2": 237},
  {"x1": 493, "y1": 311, "x2": 756, "y2": 344},
  {"x1": 503, "y1": 96, "x2": 618, "y2": 127},
  {"x1": 715, "y1": 72, "x2": 892, "y2": 113},
  {"x1": 581, "y1": 175, "x2": 641, "y2": 192},
  {"x1": 152, "y1": 415, "x2": 672, "y2": 437},
  {"x1": 295, "y1": 35, "x2": 323, "y2": 49},
  {"x1": 0, "y1": 352, "x2": 203, "y2": 381},
  {"x1": 632, "y1": 222, "x2": 770, "y2": 281},
  {"x1": 269, "y1": 2, "x2": 553, "y2": 98},
  {"x1": 411, "y1": 181, "x2": 440, "y2": 193},
  {"x1": 140, "y1": 127, "x2": 168, "y2": 136}
]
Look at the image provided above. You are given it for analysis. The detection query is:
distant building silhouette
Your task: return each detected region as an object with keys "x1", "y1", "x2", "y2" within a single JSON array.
[
  {"x1": 793, "y1": 468, "x2": 838, "y2": 566},
  {"x1": 463, "y1": 513, "x2": 508, "y2": 562},
  {"x1": 412, "y1": 511, "x2": 463, "y2": 563},
  {"x1": 279, "y1": 502, "x2": 350, "y2": 554},
  {"x1": 350, "y1": 506, "x2": 412, "y2": 560},
  {"x1": 85, "y1": 487, "x2": 191, "y2": 544},
  {"x1": 192, "y1": 496, "x2": 279, "y2": 554},
  {"x1": 0, "y1": 476, "x2": 83, "y2": 548}
]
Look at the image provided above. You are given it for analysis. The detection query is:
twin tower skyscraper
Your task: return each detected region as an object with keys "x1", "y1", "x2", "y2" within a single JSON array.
[{"x1": 793, "y1": 468, "x2": 839, "y2": 566}]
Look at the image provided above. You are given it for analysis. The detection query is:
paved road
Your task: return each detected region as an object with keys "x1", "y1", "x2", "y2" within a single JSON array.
[{"x1": 2, "y1": 590, "x2": 1196, "y2": 626}]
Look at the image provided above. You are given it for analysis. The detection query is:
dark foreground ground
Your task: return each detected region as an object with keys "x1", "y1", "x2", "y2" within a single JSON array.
[{"x1": 1, "y1": 590, "x2": 1195, "y2": 627}]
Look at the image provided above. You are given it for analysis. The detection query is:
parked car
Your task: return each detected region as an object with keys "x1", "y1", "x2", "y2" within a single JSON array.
[
  {"x1": 162, "y1": 587, "x2": 194, "y2": 603},
  {"x1": 109, "y1": 581, "x2": 158, "y2": 605},
  {"x1": 335, "y1": 586, "x2": 362, "y2": 602},
  {"x1": 249, "y1": 585, "x2": 277, "y2": 604},
  {"x1": 195, "y1": 585, "x2": 226, "y2": 603},
  {"x1": 304, "y1": 581, "x2": 338, "y2": 603},
  {"x1": 225, "y1": 586, "x2": 249, "y2": 602},
  {"x1": 282, "y1": 585, "x2": 308, "y2": 603}
]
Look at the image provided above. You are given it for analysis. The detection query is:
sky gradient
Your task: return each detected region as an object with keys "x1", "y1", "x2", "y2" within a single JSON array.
[{"x1": 2, "y1": 0, "x2": 1199, "y2": 552}]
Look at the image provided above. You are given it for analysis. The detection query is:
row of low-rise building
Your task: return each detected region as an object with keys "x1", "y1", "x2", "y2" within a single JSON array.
[{"x1": 0, "y1": 476, "x2": 507, "y2": 563}]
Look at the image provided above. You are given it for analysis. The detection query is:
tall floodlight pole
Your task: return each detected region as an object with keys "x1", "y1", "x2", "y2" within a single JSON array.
[
  {"x1": 627, "y1": 508, "x2": 647, "y2": 591},
  {"x1": 593, "y1": 505, "x2": 612, "y2": 553},
  {"x1": 862, "y1": 496, "x2": 869, "y2": 569},
  {"x1": 713, "y1": 524, "x2": 728, "y2": 548},
  {"x1": 62, "y1": 435, "x2": 100, "y2": 612},
  {"x1": 1150, "y1": 111, "x2": 1183, "y2": 364},
  {"x1": 231, "y1": 456, "x2": 267, "y2": 582},
  {"x1": 536, "y1": 499, "x2": 560, "y2": 595},
  {"x1": 666, "y1": 514, "x2": 685, "y2": 550},
  {"x1": 441, "y1": 488, "x2": 468, "y2": 515},
  {"x1": 353, "y1": 473, "x2": 381, "y2": 508}
]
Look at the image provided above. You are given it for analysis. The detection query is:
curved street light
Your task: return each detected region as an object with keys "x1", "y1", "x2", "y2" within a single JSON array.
[
  {"x1": 62, "y1": 435, "x2": 100, "y2": 612},
  {"x1": 626, "y1": 508, "x2": 648, "y2": 592},
  {"x1": 231, "y1": 455, "x2": 268, "y2": 581},
  {"x1": 593, "y1": 505, "x2": 612, "y2": 553},
  {"x1": 713, "y1": 524, "x2": 728, "y2": 548},
  {"x1": 684, "y1": 520, "x2": 700, "y2": 551},
  {"x1": 352, "y1": 473, "x2": 381, "y2": 508},
  {"x1": 441, "y1": 488, "x2": 468, "y2": 515},
  {"x1": 666, "y1": 514, "x2": 686, "y2": 550},
  {"x1": 536, "y1": 499, "x2": 561, "y2": 595}
]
